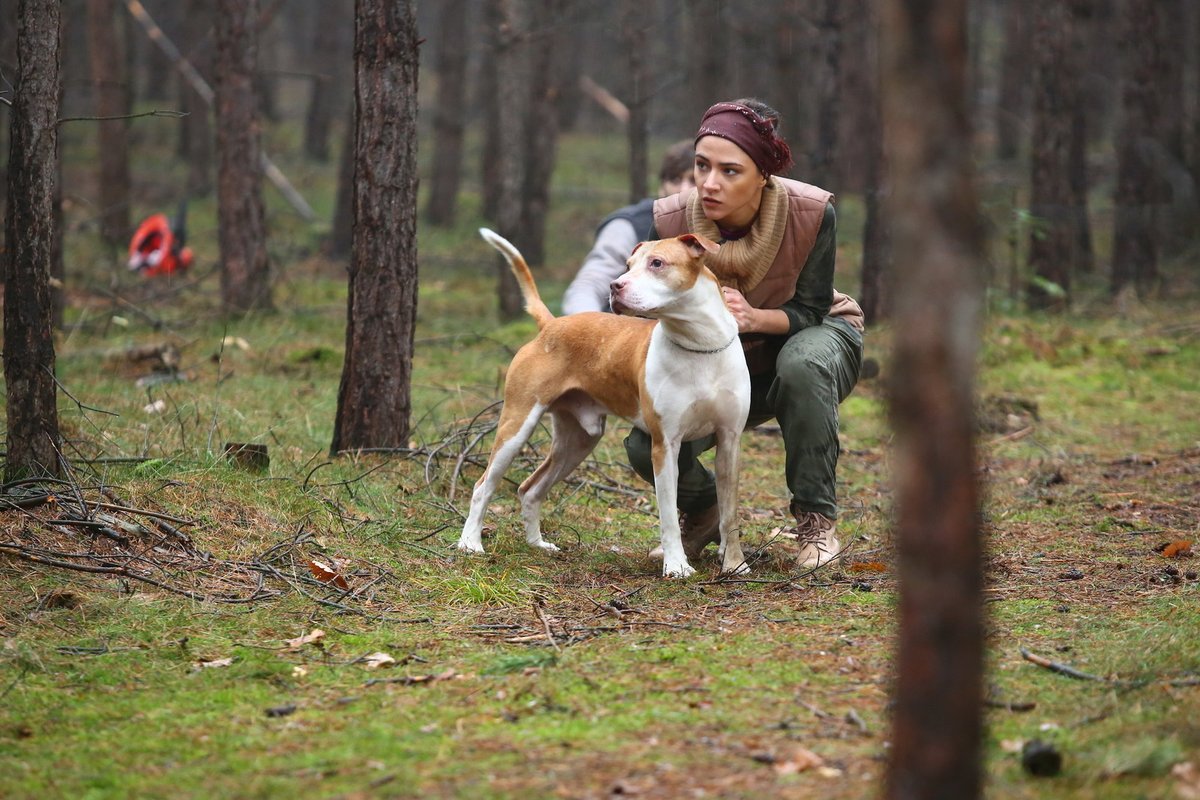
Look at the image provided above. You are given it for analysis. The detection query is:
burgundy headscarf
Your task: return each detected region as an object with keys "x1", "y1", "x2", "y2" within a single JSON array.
[{"x1": 694, "y1": 102, "x2": 794, "y2": 176}]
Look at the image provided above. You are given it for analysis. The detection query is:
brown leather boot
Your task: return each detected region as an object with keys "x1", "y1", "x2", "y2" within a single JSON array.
[
  {"x1": 647, "y1": 503, "x2": 721, "y2": 560},
  {"x1": 793, "y1": 510, "x2": 840, "y2": 568}
]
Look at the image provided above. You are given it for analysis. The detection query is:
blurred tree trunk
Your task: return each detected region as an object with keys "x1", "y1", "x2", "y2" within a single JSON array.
[
  {"x1": 995, "y1": 0, "x2": 1029, "y2": 160},
  {"x1": 214, "y1": 0, "x2": 272, "y2": 313},
  {"x1": 1027, "y1": 0, "x2": 1091, "y2": 311},
  {"x1": 771, "y1": 2, "x2": 807, "y2": 176},
  {"x1": 516, "y1": 0, "x2": 564, "y2": 265},
  {"x1": 811, "y1": 0, "x2": 841, "y2": 188},
  {"x1": 685, "y1": 0, "x2": 728, "y2": 127},
  {"x1": 4, "y1": 0, "x2": 63, "y2": 480},
  {"x1": 303, "y1": 0, "x2": 350, "y2": 161},
  {"x1": 424, "y1": 0, "x2": 468, "y2": 225},
  {"x1": 1067, "y1": 0, "x2": 1095, "y2": 276},
  {"x1": 621, "y1": 0, "x2": 648, "y2": 203},
  {"x1": 86, "y1": 0, "x2": 131, "y2": 248},
  {"x1": 838, "y1": 0, "x2": 875, "y2": 193},
  {"x1": 1188, "y1": 2, "x2": 1200, "y2": 185},
  {"x1": 140, "y1": 0, "x2": 176, "y2": 101},
  {"x1": 181, "y1": 0, "x2": 213, "y2": 196},
  {"x1": 492, "y1": 0, "x2": 526, "y2": 318},
  {"x1": 880, "y1": 0, "x2": 985, "y2": 795},
  {"x1": 0, "y1": 0, "x2": 15, "y2": 214},
  {"x1": 478, "y1": 0, "x2": 503, "y2": 222},
  {"x1": 330, "y1": 106, "x2": 354, "y2": 258},
  {"x1": 856, "y1": 0, "x2": 888, "y2": 324},
  {"x1": 1111, "y1": 0, "x2": 1163, "y2": 300},
  {"x1": 330, "y1": 0, "x2": 419, "y2": 454}
]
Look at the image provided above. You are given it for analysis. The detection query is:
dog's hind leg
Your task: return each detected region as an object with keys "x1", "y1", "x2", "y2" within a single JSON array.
[
  {"x1": 516, "y1": 409, "x2": 604, "y2": 551},
  {"x1": 457, "y1": 401, "x2": 547, "y2": 554}
]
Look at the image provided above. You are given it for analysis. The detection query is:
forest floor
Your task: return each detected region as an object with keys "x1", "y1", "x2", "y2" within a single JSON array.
[{"x1": 1, "y1": 246, "x2": 1198, "y2": 798}]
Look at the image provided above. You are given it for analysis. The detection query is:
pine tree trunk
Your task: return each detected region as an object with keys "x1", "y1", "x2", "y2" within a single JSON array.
[
  {"x1": 516, "y1": 0, "x2": 564, "y2": 266},
  {"x1": 330, "y1": 0, "x2": 419, "y2": 453},
  {"x1": 995, "y1": 0, "x2": 1030, "y2": 160},
  {"x1": 424, "y1": 0, "x2": 469, "y2": 225},
  {"x1": 478, "y1": 0, "x2": 503, "y2": 222},
  {"x1": 1112, "y1": 0, "x2": 1163, "y2": 298},
  {"x1": 621, "y1": 0, "x2": 648, "y2": 203},
  {"x1": 493, "y1": 0, "x2": 529, "y2": 318},
  {"x1": 215, "y1": 0, "x2": 272, "y2": 313},
  {"x1": 330, "y1": 106, "x2": 354, "y2": 258},
  {"x1": 303, "y1": 0, "x2": 350, "y2": 161},
  {"x1": 880, "y1": 0, "x2": 985, "y2": 794},
  {"x1": 182, "y1": 0, "x2": 213, "y2": 197},
  {"x1": 86, "y1": 0, "x2": 130, "y2": 247},
  {"x1": 1027, "y1": 0, "x2": 1079, "y2": 311},
  {"x1": 4, "y1": 0, "x2": 63, "y2": 480}
]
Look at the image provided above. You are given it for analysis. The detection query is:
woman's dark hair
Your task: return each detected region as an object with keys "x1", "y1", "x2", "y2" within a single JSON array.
[{"x1": 733, "y1": 97, "x2": 784, "y2": 137}]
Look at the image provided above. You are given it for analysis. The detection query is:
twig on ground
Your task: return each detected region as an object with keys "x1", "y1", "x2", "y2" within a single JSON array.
[{"x1": 1020, "y1": 647, "x2": 1200, "y2": 688}]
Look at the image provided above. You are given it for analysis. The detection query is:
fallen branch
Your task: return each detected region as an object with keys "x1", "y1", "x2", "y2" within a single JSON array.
[{"x1": 1020, "y1": 647, "x2": 1200, "y2": 688}]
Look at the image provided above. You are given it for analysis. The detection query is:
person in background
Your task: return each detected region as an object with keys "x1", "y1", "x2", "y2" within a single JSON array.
[
  {"x1": 629, "y1": 98, "x2": 865, "y2": 569},
  {"x1": 561, "y1": 140, "x2": 695, "y2": 314}
]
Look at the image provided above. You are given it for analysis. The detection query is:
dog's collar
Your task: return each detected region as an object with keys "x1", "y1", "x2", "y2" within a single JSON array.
[{"x1": 664, "y1": 331, "x2": 739, "y2": 354}]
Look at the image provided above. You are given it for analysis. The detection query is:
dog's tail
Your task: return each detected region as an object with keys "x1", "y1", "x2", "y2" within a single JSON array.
[{"x1": 479, "y1": 228, "x2": 554, "y2": 329}]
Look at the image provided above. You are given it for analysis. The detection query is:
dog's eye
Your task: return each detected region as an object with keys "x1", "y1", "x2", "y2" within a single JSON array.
[{"x1": 649, "y1": 258, "x2": 664, "y2": 270}]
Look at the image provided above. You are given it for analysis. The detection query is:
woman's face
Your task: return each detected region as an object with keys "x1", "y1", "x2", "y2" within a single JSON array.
[{"x1": 694, "y1": 135, "x2": 767, "y2": 230}]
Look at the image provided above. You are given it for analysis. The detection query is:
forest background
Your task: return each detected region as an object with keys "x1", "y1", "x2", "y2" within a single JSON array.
[{"x1": 1, "y1": 1, "x2": 1198, "y2": 798}]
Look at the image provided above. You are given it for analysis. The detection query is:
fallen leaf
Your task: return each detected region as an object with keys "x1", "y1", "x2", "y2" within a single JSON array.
[
  {"x1": 361, "y1": 652, "x2": 396, "y2": 669},
  {"x1": 285, "y1": 629, "x2": 326, "y2": 651},
  {"x1": 307, "y1": 559, "x2": 350, "y2": 590},
  {"x1": 848, "y1": 561, "x2": 887, "y2": 573}
]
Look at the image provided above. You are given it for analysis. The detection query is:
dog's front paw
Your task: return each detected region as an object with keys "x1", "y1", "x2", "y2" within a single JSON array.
[
  {"x1": 455, "y1": 538, "x2": 485, "y2": 554},
  {"x1": 532, "y1": 540, "x2": 560, "y2": 553},
  {"x1": 662, "y1": 559, "x2": 696, "y2": 579}
]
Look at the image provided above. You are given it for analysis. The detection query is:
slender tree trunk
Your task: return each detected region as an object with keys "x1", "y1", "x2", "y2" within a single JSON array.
[
  {"x1": 995, "y1": 0, "x2": 1030, "y2": 159},
  {"x1": 424, "y1": 0, "x2": 468, "y2": 225},
  {"x1": 811, "y1": 0, "x2": 842, "y2": 188},
  {"x1": 857, "y1": 0, "x2": 889, "y2": 324},
  {"x1": 85, "y1": 0, "x2": 130, "y2": 247},
  {"x1": 621, "y1": 0, "x2": 648, "y2": 203},
  {"x1": 330, "y1": 0, "x2": 419, "y2": 453},
  {"x1": 303, "y1": 0, "x2": 350, "y2": 161},
  {"x1": 685, "y1": 0, "x2": 728, "y2": 126},
  {"x1": 838, "y1": 0, "x2": 875, "y2": 193},
  {"x1": 214, "y1": 0, "x2": 272, "y2": 313},
  {"x1": 516, "y1": 0, "x2": 564, "y2": 266},
  {"x1": 478, "y1": 0, "x2": 503, "y2": 222},
  {"x1": 330, "y1": 106, "x2": 354, "y2": 258},
  {"x1": 4, "y1": 0, "x2": 63, "y2": 480},
  {"x1": 181, "y1": 0, "x2": 213, "y2": 196},
  {"x1": 1027, "y1": 0, "x2": 1082, "y2": 311},
  {"x1": 1112, "y1": 0, "x2": 1163, "y2": 299},
  {"x1": 493, "y1": 0, "x2": 529, "y2": 317},
  {"x1": 880, "y1": 0, "x2": 985, "y2": 795}
]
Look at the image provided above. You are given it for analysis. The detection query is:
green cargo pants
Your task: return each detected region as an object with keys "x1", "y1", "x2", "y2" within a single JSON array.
[{"x1": 624, "y1": 316, "x2": 863, "y2": 520}]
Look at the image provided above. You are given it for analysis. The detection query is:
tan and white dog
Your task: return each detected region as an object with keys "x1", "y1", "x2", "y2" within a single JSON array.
[{"x1": 455, "y1": 228, "x2": 751, "y2": 578}]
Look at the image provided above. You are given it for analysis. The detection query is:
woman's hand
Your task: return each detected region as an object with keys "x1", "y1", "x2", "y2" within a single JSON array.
[{"x1": 721, "y1": 287, "x2": 790, "y2": 334}]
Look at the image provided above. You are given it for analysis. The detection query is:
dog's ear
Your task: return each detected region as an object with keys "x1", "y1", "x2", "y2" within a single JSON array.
[
  {"x1": 678, "y1": 233, "x2": 721, "y2": 257},
  {"x1": 630, "y1": 241, "x2": 646, "y2": 255}
]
